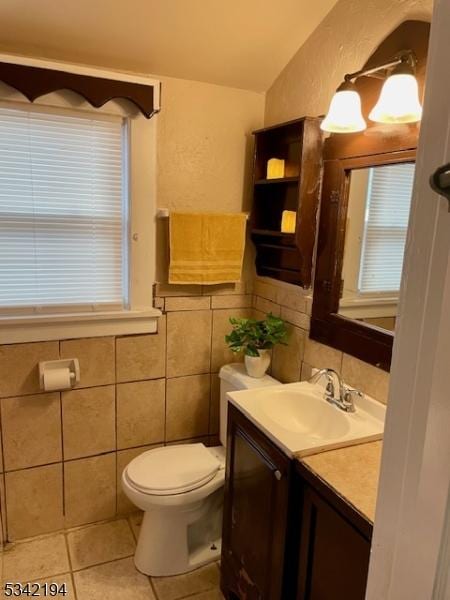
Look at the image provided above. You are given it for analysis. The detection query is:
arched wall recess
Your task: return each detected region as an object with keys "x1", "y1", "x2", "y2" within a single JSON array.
[{"x1": 310, "y1": 20, "x2": 431, "y2": 371}]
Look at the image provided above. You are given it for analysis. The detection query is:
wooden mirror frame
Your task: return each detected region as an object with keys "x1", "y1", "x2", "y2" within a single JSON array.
[
  {"x1": 311, "y1": 145, "x2": 416, "y2": 371},
  {"x1": 310, "y1": 20, "x2": 429, "y2": 371}
]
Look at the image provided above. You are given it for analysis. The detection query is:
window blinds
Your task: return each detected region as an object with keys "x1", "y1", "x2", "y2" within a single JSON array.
[
  {"x1": 0, "y1": 105, "x2": 127, "y2": 310},
  {"x1": 358, "y1": 163, "x2": 415, "y2": 294}
]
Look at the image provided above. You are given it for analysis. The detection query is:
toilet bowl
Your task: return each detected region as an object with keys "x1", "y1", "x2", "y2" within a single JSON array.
[{"x1": 122, "y1": 363, "x2": 279, "y2": 576}]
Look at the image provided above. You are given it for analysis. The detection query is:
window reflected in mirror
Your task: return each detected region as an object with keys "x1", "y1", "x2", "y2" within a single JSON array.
[{"x1": 338, "y1": 162, "x2": 415, "y2": 332}]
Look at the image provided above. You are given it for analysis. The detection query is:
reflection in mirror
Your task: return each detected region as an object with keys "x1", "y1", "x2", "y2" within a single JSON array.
[{"x1": 338, "y1": 162, "x2": 415, "y2": 332}]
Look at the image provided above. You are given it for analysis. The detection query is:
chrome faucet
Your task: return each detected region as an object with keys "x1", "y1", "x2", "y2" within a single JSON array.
[{"x1": 308, "y1": 368, "x2": 362, "y2": 412}]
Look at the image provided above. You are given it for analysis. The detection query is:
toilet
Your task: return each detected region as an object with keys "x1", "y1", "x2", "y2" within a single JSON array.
[{"x1": 121, "y1": 363, "x2": 279, "y2": 577}]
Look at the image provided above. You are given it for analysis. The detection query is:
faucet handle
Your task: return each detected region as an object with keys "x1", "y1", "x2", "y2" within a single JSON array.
[{"x1": 342, "y1": 386, "x2": 363, "y2": 411}]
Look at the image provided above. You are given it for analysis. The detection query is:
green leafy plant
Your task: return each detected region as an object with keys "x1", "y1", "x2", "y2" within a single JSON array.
[{"x1": 225, "y1": 313, "x2": 288, "y2": 357}]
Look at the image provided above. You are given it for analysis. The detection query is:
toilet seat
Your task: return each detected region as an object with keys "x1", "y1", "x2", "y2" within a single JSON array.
[{"x1": 124, "y1": 443, "x2": 221, "y2": 496}]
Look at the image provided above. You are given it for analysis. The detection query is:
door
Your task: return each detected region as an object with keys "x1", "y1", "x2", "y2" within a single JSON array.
[
  {"x1": 366, "y1": 0, "x2": 450, "y2": 598},
  {"x1": 221, "y1": 405, "x2": 290, "y2": 600},
  {"x1": 297, "y1": 485, "x2": 371, "y2": 600}
]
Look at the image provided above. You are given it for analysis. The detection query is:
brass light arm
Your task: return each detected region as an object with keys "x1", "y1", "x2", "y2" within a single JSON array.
[{"x1": 343, "y1": 50, "x2": 417, "y2": 82}]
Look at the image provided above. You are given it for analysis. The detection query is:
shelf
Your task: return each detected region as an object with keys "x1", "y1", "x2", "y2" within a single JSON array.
[
  {"x1": 251, "y1": 228, "x2": 295, "y2": 239},
  {"x1": 258, "y1": 242, "x2": 299, "y2": 252},
  {"x1": 250, "y1": 117, "x2": 323, "y2": 287},
  {"x1": 254, "y1": 176, "x2": 299, "y2": 185}
]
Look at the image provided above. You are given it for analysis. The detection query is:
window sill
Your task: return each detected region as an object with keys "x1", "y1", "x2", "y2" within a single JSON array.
[
  {"x1": 0, "y1": 308, "x2": 162, "y2": 344},
  {"x1": 339, "y1": 295, "x2": 398, "y2": 319}
]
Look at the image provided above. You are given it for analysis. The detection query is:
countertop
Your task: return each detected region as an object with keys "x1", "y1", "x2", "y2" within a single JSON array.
[{"x1": 295, "y1": 441, "x2": 382, "y2": 523}]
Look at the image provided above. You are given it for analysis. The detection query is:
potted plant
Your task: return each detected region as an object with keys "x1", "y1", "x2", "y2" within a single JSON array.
[{"x1": 225, "y1": 313, "x2": 288, "y2": 378}]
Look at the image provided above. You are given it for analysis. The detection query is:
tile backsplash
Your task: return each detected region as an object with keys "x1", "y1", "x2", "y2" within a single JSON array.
[
  {"x1": 0, "y1": 276, "x2": 389, "y2": 542},
  {"x1": 252, "y1": 277, "x2": 390, "y2": 405},
  {"x1": 0, "y1": 282, "x2": 252, "y2": 542}
]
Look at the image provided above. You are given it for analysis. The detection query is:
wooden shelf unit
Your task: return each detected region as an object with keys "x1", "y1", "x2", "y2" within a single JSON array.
[{"x1": 250, "y1": 117, "x2": 323, "y2": 288}]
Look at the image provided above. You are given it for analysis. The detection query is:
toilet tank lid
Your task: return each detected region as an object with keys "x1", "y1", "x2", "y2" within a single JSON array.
[{"x1": 219, "y1": 363, "x2": 279, "y2": 390}]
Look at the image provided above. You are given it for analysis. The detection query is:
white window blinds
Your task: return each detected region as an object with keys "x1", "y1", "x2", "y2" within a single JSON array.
[
  {"x1": 358, "y1": 163, "x2": 415, "y2": 294},
  {"x1": 0, "y1": 105, "x2": 127, "y2": 311}
]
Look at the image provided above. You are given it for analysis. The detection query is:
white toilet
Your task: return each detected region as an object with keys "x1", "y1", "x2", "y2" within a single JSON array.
[{"x1": 121, "y1": 363, "x2": 279, "y2": 577}]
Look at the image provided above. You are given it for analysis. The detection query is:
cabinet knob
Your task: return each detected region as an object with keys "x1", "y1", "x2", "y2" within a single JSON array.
[{"x1": 274, "y1": 469, "x2": 283, "y2": 481}]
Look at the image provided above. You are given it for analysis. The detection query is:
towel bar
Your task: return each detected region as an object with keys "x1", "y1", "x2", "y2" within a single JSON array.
[{"x1": 156, "y1": 208, "x2": 250, "y2": 220}]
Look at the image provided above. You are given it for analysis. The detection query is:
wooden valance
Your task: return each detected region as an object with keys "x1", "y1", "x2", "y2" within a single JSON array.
[{"x1": 0, "y1": 61, "x2": 158, "y2": 118}]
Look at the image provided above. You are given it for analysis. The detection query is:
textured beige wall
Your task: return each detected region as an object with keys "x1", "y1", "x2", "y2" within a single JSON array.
[
  {"x1": 155, "y1": 75, "x2": 263, "y2": 283},
  {"x1": 157, "y1": 75, "x2": 263, "y2": 213},
  {"x1": 0, "y1": 67, "x2": 263, "y2": 540},
  {"x1": 261, "y1": 0, "x2": 433, "y2": 396},
  {"x1": 265, "y1": 0, "x2": 433, "y2": 125}
]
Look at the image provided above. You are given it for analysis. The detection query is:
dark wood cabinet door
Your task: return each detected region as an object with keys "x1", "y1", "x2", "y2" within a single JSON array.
[
  {"x1": 221, "y1": 405, "x2": 291, "y2": 600},
  {"x1": 297, "y1": 485, "x2": 371, "y2": 600}
]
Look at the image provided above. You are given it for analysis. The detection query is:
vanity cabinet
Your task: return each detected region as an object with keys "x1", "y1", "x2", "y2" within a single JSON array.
[
  {"x1": 296, "y1": 478, "x2": 371, "y2": 600},
  {"x1": 221, "y1": 404, "x2": 294, "y2": 599},
  {"x1": 221, "y1": 404, "x2": 372, "y2": 600}
]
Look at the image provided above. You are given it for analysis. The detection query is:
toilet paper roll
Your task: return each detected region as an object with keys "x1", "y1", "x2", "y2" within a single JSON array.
[{"x1": 43, "y1": 368, "x2": 72, "y2": 391}]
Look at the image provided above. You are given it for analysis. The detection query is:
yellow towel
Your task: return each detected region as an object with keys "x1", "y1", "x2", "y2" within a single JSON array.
[{"x1": 169, "y1": 212, "x2": 247, "y2": 285}]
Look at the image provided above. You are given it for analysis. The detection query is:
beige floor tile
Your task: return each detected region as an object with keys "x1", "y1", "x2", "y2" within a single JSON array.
[
  {"x1": 151, "y1": 563, "x2": 220, "y2": 600},
  {"x1": 67, "y1": 519, "x2": 136, "y2": 571},
  {"x1": 128, "y1": 512, "x2": 143, "y2": 542},
  {"x1": 2, "y1": 533, "x2": 70, "y2": 582},
  {"x1": 73, "y1": 557, "x2": 155, "y2": 600}
]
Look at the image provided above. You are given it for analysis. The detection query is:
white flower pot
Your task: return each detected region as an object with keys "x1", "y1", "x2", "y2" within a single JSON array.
[{"x1": 244, "y1": 349, "x2": 271, "y2": 378}]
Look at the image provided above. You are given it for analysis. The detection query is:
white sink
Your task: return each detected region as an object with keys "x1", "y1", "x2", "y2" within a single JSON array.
[{"x1": 228, "y1": 381, "x2": 385, "y2": 457}]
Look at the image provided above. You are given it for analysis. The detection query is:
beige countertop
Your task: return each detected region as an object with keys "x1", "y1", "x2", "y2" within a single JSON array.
[{"x1": 296, "y1": 441, "x2": 382, "y2": 523}]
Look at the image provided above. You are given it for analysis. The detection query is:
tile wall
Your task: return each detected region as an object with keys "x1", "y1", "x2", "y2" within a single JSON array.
[
  {"x1": 253, "y1": 277, "x2": 390, "y2": 404},
  {"x1": 0, "y1": 276, "x2": 389, "y2": 543},
  {"x1": 0, "y1": 282, "x2": 252, "y2": 542}
]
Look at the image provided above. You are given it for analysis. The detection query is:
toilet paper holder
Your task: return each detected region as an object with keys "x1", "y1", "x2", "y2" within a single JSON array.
[{"x1": 39, "y1": 358, "x2": 80, "y2": 391}]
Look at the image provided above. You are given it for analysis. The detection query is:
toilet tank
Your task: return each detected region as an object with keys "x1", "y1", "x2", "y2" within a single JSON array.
[{"x1": 218, "y1": 363, "x2": 279, "y2": 446}]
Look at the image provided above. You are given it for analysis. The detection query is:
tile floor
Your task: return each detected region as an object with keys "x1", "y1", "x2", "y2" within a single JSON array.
[{"x1": 1, "y1": 513, "x2": 224, "y2": 600}]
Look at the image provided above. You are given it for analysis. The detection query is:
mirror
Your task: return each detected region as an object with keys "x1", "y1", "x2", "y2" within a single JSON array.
[{"x1": 338, "y1": 163, "x2": 415, "y2": 333}]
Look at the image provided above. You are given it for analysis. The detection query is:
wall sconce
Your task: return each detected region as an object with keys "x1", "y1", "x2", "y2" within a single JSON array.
[{"x1": 321, "y1": 51, "x2": 422, "y2": 134}]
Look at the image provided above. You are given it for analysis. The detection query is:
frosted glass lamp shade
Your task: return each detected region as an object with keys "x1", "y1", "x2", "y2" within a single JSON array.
[
  {"x1": 369, "y1": 73, "x2": 422, "y2": 124},
  {"x1": 321, "y1": 88, "x2": 366, "y2": 133}
]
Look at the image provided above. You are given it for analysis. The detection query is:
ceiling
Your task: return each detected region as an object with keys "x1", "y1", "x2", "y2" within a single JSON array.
[{"x1": 0, "y1": 0, "x2": 338, "y2": 92}]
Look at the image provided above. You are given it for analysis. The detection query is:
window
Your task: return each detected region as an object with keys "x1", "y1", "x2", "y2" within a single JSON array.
[
  {"x1": 0, "y1": 105, "x2": 128, "y2": 312},
  {"x1": 358, "y1": 163, "x2": 415, "y2": 294}
]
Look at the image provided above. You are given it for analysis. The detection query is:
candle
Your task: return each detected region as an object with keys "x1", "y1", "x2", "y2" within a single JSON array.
[
  {"x1": 266, "y1": 158, "x2": 285, "y2": 179},
  {"x1": 281, "y1": 210, "x2": 296, "y2": 233}
]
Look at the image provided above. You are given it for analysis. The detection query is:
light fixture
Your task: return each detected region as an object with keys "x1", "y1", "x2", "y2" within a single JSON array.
[
  {"x1": 369, "y1": 57, "x2": 422, "y2": 123},
  {"x1": 321, "y1": 51, "x2": 422, "y2": 134},
  {"x1": 320, "y1": 80, "x2": 366, "y2": 133}
]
